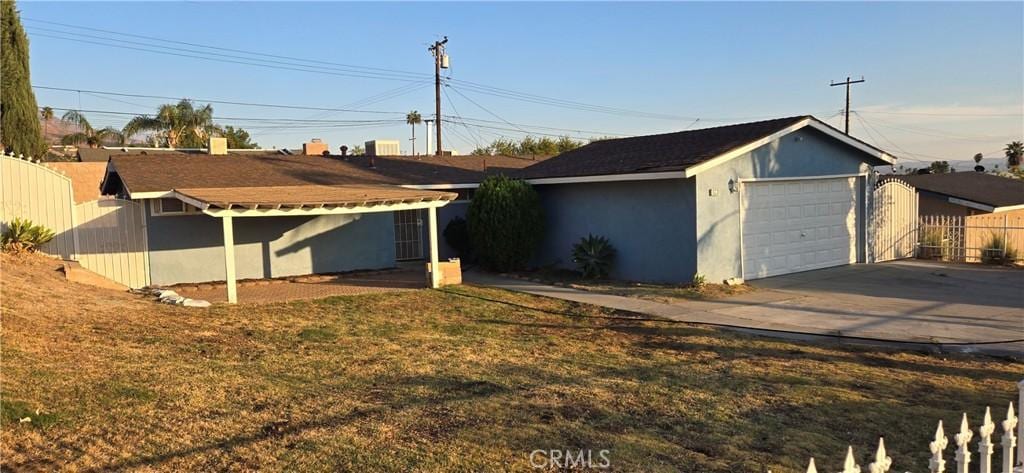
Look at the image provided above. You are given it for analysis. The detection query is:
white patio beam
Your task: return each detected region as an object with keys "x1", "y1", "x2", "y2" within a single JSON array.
[
  {"x1": 222, "y1": 215, "x2": 237, "y2": 304},
  {"x1": 427, "y1": 206, "x2": 440, "y2": 289},
  {"x1": 201, "y1": 199, "x2": 450, "y2": 218}
]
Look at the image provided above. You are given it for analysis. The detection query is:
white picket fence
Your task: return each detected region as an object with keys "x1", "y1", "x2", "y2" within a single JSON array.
[
  {"x1": 805, "y1": 380, "x2": 1023, "y2": 473},
  {"x1": 0, "y1": 152, "x2": 150, "y2": 288}
]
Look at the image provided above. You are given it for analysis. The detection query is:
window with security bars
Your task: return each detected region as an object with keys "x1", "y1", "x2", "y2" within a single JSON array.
[{"x1": 393, "y1": 210, "x2": 424, "y2": 261}]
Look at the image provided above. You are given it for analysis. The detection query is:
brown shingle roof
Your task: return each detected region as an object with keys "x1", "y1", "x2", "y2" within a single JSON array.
[
  {"x1": 515, "y1": 116, "x2": 813, "y2": 179},
  {"x1": 103, "y1": 153, "x2": 542, "y2": 195},
  {"x1": 176, "y1": 185, "x2": 456, "y2": 210},
  {"x1": 884, "y1": 172, "x2": 1024, "y2": 208}
]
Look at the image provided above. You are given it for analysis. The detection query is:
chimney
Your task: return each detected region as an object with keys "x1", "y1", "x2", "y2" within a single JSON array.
[
  {"x1": 303, "y1": 138, "x2": 329, "y2": 156},
  {"x1": 208, "y1": 137, "x2": 228, "y2": 155}
]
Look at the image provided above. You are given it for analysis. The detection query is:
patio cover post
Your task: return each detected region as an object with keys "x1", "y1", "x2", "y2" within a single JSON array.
[
  {"x1": 427, "y1": 206, "x2": 440, "y2": 288},
  {"x1": 222, "y1": 215, "x2": 238, "y2": 304}
]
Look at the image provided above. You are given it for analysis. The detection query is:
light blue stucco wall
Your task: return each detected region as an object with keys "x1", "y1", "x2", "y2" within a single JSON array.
[
  {"x1": 694, "y1": 128, "x2": 873, "y2": 283},
  {"x1": 416, "y1": 201, "x2": 469, "y2": 261},
  {"x1": 533, "y1": 179, "x2": 697, "y2": 283},
  {"x1": 144, "y1": 201, "x2": 396, "y2": 286}
]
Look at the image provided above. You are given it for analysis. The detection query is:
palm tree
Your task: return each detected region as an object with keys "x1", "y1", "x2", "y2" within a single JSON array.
[
  {"x1": 973, "y1": 152, "x2": 985, "y2": 172},
  {"x1": 1005, "y1": 141, "x2": 1023, "y2": 170},
  {"x1": 59, "y1": 110, "x2": 124, "y2": 148},
  {"x1": 40, "y1": 107, "x2": 53, "y2": 144},
  {"x1": 122, "y1": 99, "x2": 222, "y2": 148},
  {"x1": 406, "y1": 110, "x2": 422, "y2": 155}
]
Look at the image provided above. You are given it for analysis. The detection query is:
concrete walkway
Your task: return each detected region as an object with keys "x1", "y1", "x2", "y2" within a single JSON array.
[{"x1": 466, "y1": 262, "x2": 1024, "y2": 357}]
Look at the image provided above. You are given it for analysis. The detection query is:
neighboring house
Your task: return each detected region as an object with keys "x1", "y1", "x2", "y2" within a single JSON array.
[
  {"x1": 99, "y1": 153, "x2": 539, "y2": 296},
  {"x1": 99, "y1": 115, "x2": 895, "y2": 295},
  {"x1": 77, "y1": 147, "x2": 284, "y2": 162},
  {"x1": 883, "y1": 172, "x2": 1024, "y2": 217},
  {"x1": 42, "y1": 162, "x2": 110, "y2": 203},
  {"x1": 514, "y1": 115, "x2": 894, "y2": 283}
]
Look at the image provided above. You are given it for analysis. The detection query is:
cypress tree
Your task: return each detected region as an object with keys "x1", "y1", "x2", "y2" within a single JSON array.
[{"x1": 1, "y1": 0, "x2": 45, "y2": 157}]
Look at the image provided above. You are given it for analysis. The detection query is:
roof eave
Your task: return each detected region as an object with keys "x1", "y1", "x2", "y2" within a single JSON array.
[{"x1": 682, "y1": 117, "x2": 895, "y2": 178}]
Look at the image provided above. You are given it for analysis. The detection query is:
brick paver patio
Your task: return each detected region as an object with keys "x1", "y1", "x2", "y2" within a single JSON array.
[{"x1": 172, "y1": 269, "x2": 425, "y2": 304}]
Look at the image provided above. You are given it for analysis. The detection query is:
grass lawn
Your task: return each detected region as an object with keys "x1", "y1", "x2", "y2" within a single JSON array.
[{"x1": 1, "y1": 253, "x2": 1020, "y2": 472}]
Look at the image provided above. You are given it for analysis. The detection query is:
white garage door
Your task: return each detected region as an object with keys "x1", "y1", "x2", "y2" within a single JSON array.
[{"x1": 741, "y1": 177, "x2": 859, "y2": 280}]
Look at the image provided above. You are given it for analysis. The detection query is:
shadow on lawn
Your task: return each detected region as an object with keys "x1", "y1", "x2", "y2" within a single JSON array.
[{"x1": 83, "y1": 375, "x2": 510, "y2": 472}]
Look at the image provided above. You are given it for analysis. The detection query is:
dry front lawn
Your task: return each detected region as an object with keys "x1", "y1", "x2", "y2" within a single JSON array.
[{"x1": 1, "y1": 253, "x2": 1020, "y2": 472}]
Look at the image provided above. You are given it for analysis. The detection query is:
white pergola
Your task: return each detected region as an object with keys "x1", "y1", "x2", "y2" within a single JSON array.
[{"x1": 172, "y1": 185, "x2": 457, "y2": 304}]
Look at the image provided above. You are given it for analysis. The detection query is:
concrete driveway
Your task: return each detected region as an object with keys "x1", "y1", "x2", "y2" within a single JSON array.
[
  {"x1": 738, "y1": 261, "x2": 1023, "y2": 354},
  {"x1": 468, "y1": 261, "x2": 1024, "y2": 356}
]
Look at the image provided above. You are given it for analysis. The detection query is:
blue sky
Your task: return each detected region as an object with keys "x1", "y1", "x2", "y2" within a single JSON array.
[{"x1": 21, "y1": 1, "x2": 1024, "y2": 167}]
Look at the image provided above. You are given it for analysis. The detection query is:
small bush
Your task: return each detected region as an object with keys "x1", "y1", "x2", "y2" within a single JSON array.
[
  {"x1": 1, "y1": 218, "x2": 55, "y2": 253},
  {"x1": 981, "y1": 232, "x2": 1018, "y2": 265},
  {"x1": 443, "y1": 216, "x2": 472, "y2": 258},
  {"x1": 917, "y1": 228, "x2": 949, "y2": 260},
  {"x1": 466, "y1": 175, "x2": 544, "y2": 271},
  {"x1": 571, "y1": 234, "x2": 616, "y2": 279},
  {"x1": 691, "y1": 274, "x2": 707, "y2": 288}
]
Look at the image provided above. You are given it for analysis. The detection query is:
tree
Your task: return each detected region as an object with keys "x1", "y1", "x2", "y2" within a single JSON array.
[
  {"x1": 59, "y1": 110, "x2": 124, "y2": 147},
  {"x1": 221, "y1": 125, "x2": 258, "y2": 149},
  {"x1": 471, "y1": 136, "x2": 584, "y2": 157},
  {"x1": 973, "y1": 152, "x2": 985, "y2": 172},
  {"x1": 466, "y1": 175, "x2": 544, "y2": 271},
  {"x1": 1005, "y1": 141, "x2": 1023, "y2": 170},
  {"x1": 40, "y1": 106, "x2": 53, "y2": 144},
  {"x1": 406, "y1": 110, "x2": 422, "y2": 155},
  {"x1": 351, "y1": 145, "x2": 364, "y2": 156},
  {"x1": 928, "y1": 161, "x2": 951, "y2": 174},
  {"x1": 0, "y1": 0, "x2": 45, "y2": 156},
  {"x1": 123, "y1": 99, "x2": 221, "y2": 148}
]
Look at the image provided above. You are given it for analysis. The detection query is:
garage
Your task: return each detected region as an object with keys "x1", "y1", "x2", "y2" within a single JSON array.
[{"x1": 740, "y1": 176, "x2": 861, "y2": 280}]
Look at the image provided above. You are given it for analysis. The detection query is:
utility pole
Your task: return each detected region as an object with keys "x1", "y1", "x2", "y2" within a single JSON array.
[
  {"x1": 429, "y1": 36, "x2": 449, "y2": 156},
  {"x1": 830, "y1": 76, "x2": 865, "y2": 135}
]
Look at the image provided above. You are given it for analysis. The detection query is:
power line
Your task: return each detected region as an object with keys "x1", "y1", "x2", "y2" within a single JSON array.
[
  {"x1": 27, "y1": 30, "x2": 426, "y2": 83},
  {"x1": 34, "y1": 85, "x2": 408, "y2": 115},
  {"x1": 23, "y1": 18, "x2": 430, "y2": 80},
  {"x1": 27, "y1": 18, "x2": 783, "y2": 126},
  {"x1": 42, "y1": 107, "x2": 405, "y2": 124}
]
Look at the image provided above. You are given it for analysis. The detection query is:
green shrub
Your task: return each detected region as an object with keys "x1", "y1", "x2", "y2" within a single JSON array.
[
  {"x1": 466, "y1": 175, "x2": 544, "y2": 271},
  {"x1": 981, "y1": 232, "x2": 1018, "y2": 265},
  {"x1": 443, "y1": 216, "x2": 472, "y2": 258},
  {"x1": 692, "y1": 274, "x2": 707, "y2": 288},
  {"x1": 1, "y1": 218, "x2": 55, "y2": 253},
  {"x1": 917, "y1": 228, "x2": 949, "y2": 260},
  {"x1": 571, "y1": 234, "x2": 616, "y2": 279}
]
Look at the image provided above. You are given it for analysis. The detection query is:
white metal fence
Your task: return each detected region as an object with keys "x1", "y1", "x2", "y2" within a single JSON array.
[
  {"x1": 918, "y1": 215, "x2": 1024, "y2": 263},
  {"x1": 804, "y1": 380, "x2": 1023, "y2": 473},
  {"x1": 1, "y1": 152, "x2": 150, "y2": 288},
  {"x1": 871, "y1": 179, "x2": 919, "y2": 262}
]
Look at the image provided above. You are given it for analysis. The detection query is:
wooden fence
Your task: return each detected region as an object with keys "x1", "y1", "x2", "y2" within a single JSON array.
[
  {"x1": 0, "y1": 153, "x2": 77, "y2": 258},
  {"x1": 1, "y1": 152, "x2": 150, "y2": 288},
  {"x1": 805, "y1": 380, "x2": 1023, "y2": 473},
  {"x1": 918, "y1": 215, "x2": 1024, "y2": 263},
  {"x1": 74, "y1": 199, "x2": 150, "y2": 288}
]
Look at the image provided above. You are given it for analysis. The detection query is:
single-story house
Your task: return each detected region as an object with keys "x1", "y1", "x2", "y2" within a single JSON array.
[
  {"x1": 100, "y1": 115, "x2": 895, "y2": 301},
  {"x1": 883, "y1": 172, "x2": 1024, "y2": 217},
  {"x1": 514, "y1": 115, "x2": 894, "y2": 283},
  {"x1": 99, "y1": 153, "x2": 541, "y2": 302}
]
